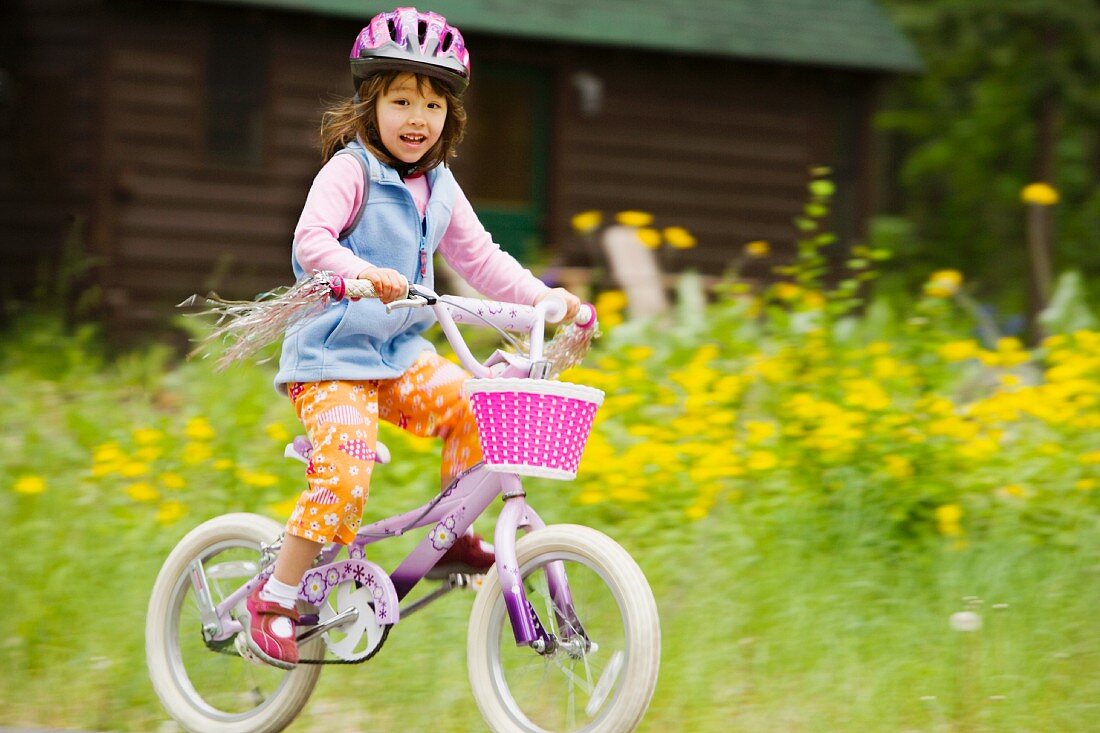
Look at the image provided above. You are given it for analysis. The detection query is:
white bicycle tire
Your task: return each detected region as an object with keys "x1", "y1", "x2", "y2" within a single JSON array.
[
  {"x1": 145, "y1": 513, "x2": 323, "y2": 733},
  {"x1": 467, "y1": 524, "x2": 660, "y2": 733}
]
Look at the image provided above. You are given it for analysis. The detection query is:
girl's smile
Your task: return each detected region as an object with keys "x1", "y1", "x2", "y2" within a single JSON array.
[{"x1": 377, "y1": 74, "x2": 448, "y2": 165}]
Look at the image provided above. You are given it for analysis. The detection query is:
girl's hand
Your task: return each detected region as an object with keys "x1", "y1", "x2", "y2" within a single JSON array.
[
  {"x1": 356, "y1": 267, "x2": 408, "y2": 304},
  {"x1": 536, "y1": 287, "x2": 582, "y2": 323}
]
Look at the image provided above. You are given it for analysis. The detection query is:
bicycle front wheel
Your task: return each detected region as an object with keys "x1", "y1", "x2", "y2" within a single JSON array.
[
  {"x1": 145, "y1": 513, "x2": 323, "y2": 733},
  {"x1": 468, "y1": 524, "x2": 660, "y2": 733}
]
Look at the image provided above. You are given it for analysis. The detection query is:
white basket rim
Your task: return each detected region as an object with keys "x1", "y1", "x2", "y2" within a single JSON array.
[
  {"x1": 464, "y1": 378, "x2": 604, "y2": 406},
  {"x1": 480, "y1": 463, "x2": 578, "y2": 480}
]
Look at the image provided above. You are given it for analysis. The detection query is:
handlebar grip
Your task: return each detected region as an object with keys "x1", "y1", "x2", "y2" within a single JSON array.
[
  {"x1": 542, "y1": 298, "x2": 598, "y2": 328},
  {"x1": 542, "y1": 295, "x2": 568, "y2": 324},
  {"x1": 329, "y1": 277, "x2": 378, "y2": 301},
  {"x1": 345, "y1": 279, "x2": 378, "y2": 299}
]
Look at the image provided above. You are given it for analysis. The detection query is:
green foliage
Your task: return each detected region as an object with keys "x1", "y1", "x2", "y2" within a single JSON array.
[
  {"x1": 560, "y1": 176, "x2": 1099, "y2": 552},
  {"x1": 878, "y1": 0, "x2": 1100, "y2": 305}
]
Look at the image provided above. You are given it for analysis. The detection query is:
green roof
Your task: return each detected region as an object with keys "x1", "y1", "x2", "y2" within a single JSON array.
[{"x1": 189, "y1": 0, "x2": 921, "y2": 73}]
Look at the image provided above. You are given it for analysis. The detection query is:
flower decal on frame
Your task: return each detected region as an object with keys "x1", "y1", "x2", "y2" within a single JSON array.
[
  {"x1": 430, "y1": 522, "x2": 458, "y2": 551},
  {"x1": 303, "y1": 571, "x2": 327, "y2": 604}
]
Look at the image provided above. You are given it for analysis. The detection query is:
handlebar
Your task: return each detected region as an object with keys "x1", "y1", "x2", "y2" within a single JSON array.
[{"x1": 328, "y1": 277, "x2": 596, "y2": 379}]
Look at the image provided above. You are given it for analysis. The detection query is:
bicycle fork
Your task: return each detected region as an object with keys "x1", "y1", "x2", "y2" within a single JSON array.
[{"x1": 495, "y1": 475, "x2": 584, "y2": 654}]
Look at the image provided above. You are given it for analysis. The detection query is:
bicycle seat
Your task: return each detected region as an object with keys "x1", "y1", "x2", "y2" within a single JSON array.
[{"x1": 284, "y1": 436, "x2": 391, "y2": 465}]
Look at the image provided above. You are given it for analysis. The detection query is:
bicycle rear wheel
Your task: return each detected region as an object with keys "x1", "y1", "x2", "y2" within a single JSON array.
[
  {"x1": 468, "y1": 524, "x2": 660, "y2": 733},
  {"x1": 146, "y1": 513, "x2": 323, "y2": 733}
]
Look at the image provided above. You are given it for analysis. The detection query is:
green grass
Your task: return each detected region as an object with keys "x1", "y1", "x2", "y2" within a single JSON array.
[
  {"x1": 2, "y1": 489, "x2": 1098, "y2": 732},
  {"x1": 2, "y1": 314, "x2": 1099, "y2": 732}
]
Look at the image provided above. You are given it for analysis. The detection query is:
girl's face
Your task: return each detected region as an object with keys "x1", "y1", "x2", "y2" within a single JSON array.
[{"x1": 375, "y1": 73, "x2": 448, "y2": 165}]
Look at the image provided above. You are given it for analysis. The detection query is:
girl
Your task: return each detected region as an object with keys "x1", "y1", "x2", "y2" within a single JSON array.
[{"x1": 239, "y1": 7, "x2": 581, "y2": 669}]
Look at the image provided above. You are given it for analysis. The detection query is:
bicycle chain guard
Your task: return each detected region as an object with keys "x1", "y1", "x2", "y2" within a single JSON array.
[{"x1": 317, "y1": 581, "x2": 388, "y2": 662}]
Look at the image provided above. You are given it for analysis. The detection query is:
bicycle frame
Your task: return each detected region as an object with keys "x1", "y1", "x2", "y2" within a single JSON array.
[{"x1": 190, "y1": 286, "x2": 586, "y2": 652}]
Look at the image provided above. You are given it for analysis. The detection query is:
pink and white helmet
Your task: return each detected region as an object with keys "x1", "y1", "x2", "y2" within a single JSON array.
[{"x1": 350, "y1": 7, "x2": 471, "y2": 94}]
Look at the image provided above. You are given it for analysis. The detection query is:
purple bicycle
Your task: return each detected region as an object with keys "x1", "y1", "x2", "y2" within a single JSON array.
[{"x1": 145, "y1": 281, "x2": 661, "y2": 733}]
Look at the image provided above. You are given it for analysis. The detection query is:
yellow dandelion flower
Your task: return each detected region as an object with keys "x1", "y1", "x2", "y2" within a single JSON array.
[
  {"x1": 1075, "y1": 478, "x2": 1097, "y2": 491},
  {"x1": 160, "y1": 472, "x2": 186, "y2": 490},
  {"x1": 13, "y1": 475, "x2": 46, "y2": 495},
  {"x1": 156, "y1": 501, "x2": 188, "y2": 525},
  {"x1": 91, "y1": 461, "x2": 122, "y2": 478},
  {"x1": 571, "y1": 210, "x2": 602, "y2": 234},
  {"x1": 238, "y1": 469, "x2": 280, "y2": 488},
  {"x1": 126, "y1": 482, "x2": 160, "y2": 503},
  {"x1": 884, "y1": 455, "x2": 914, "y2": 480},
  {"x1": 935, "y1": 503, "x2": 963, "y2": 537},
  {"x1": 615, "y1": 210, "x2": 654, "y2": 228},
  {"x1": 663, "y1": 226, "x2": 696, "y2": 249},
  {"x1": 1020, "y1": 182, "x2": 1060, "y2": 206},
  {"x1": 595, "y1": 290, "x2": 628, "y2": 317},
  {"x1": 995, "y1": 483, "x2": 1029, "y2": 499},
  {"x1": 744, "y1": 240, "x2": 770, "y2": 258},
  {"x1": 267, "y1": 497, "x2": 300, "y2": 517},
  {"x1": 744, "y1": 420, "x2": 777, "y2": 444},
  {"x1": 773, "y1": 282, "x2": 802, "y2": 302},
  {"x1": 685, "y1": 503, "x2": 711, "y2": 521},
  {"x1": 957, "y1": 436, "x2": 1000, "y2": 460},
  {"x1": 802, "y1": 291, "x2": 826, "y2": 310},
  {"x1": 120, "y1": 461, "x2": 150, "y2": 478},
  {"x1": 924, "y1": 269, "x2": 963, "y2": 298},
  {"x1": 746, "y1": 451, "x2": 779, "y2": 471},
  {"x1": 184, "y1": 417, "x2": 216, "y2": 441},
  {"x1": 133, "y1": 428, "x2": 164, "y2": 445},
  {"x1": 135, "y1": 446, "x2": 162, "y2": 462},
  {"x1": 213, "y1": 459, "x2": 234, "y2": 471},
  {"x1": 635, "y1": 227, "x2": 662, "y2": 248},
  {"x1": 1081, "y1": 451, "x2": 1100, "y2": 465},
  {"x1": 935, "y1": 503, "x2": 963, "y2": 524},
  {"x1": 93, "y1": 442, "x2": 124, "y2": 462},
  {"x1": 577, "y1": 490, "x2": 604, "y2": 506},
  {"x1": 610, "y1": 485, "x2": 648, "y2": 503},
  {"x1": 182, "y1": 442, "x2": 212, "y2": 464},
  {"x1": 265, "y1": 422, "x2": 292, "y2": 443}
]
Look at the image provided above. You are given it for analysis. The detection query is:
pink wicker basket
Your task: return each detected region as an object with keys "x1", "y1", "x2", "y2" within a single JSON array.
[{"x1": 464, "y1": 378, "x2": 605, "y2": 480}]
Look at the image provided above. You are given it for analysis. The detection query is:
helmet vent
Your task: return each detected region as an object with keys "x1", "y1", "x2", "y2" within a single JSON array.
[{"x1": 350, "y1": 9, "x2": 471, "y2": 94}]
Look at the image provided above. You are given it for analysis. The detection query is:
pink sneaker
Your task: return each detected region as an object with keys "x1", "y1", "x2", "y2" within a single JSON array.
[
  {"x1": 429, "y1": 531, "x2": 495, "y2": 579},
  {"x1": 235, "y1": 582, "x2": 300, "y2": 669}
]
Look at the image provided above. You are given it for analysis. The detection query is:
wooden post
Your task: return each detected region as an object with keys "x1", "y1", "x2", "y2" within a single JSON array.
[{"x1": 1025, "y1": 203, "x2": 1054, "y2": 311}]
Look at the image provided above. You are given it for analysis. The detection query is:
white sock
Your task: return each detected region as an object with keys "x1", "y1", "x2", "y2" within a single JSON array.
[{"x1": 260, "y1": 577, "x2": 300, "y2": 610}]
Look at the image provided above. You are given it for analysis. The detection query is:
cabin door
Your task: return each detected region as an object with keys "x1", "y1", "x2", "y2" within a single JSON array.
[{"x1": 453, "y1": 62, "x2": 550, "y2": 262}]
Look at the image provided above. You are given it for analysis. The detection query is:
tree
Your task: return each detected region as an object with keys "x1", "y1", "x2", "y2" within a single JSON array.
[{"x1": 878, "y1": 0, "x2": 1100, "y2": 321}]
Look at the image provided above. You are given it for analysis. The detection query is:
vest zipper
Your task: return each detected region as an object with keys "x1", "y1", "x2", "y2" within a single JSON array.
[{"x1": 418, "y1": 216, "x2": 428, "y2": 281}]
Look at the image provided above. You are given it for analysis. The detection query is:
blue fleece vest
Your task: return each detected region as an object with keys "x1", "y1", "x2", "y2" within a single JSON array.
[{"x1": 275, "y1": 142, "x2": 458, "y2": 388}]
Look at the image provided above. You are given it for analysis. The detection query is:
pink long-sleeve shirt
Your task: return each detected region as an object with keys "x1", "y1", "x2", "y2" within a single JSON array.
[{"x1": 293, "y1": 154, "x2": 551, "y2": 306}]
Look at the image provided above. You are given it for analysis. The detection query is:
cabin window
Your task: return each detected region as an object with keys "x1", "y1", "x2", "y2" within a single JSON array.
[{"x1": 204, "y1": 22, "x2": 268, "y2": 167}]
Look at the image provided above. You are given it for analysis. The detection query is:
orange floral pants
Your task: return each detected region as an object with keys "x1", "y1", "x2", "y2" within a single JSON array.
[{"x1": 285, "y1": 352, "x2": 482, "y2": 544}]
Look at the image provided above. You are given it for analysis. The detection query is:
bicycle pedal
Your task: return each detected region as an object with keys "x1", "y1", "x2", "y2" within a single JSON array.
[
  {"x1": 449, "y1": 573, "x2": 485, "y2": 590},
  {"x1": 234, "y1": 633, "x2": 266, "y2": 667}
]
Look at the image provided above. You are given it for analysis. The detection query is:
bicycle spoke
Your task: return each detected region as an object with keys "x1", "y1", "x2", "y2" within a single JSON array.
[
  {"x1": 581, "y1": 648, "x2": 594, "y2": 691},
  {"x1": 550, "y1": 655, "x2": 594, "y2": 695},
  {"x1": 479, "y1": 536, "x2": 657, "y2": 733}
]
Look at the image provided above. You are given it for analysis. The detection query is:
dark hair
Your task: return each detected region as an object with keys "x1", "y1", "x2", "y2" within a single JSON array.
[{"x1": 319, "y1": 70, "x2": 466, "y2": 173}]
